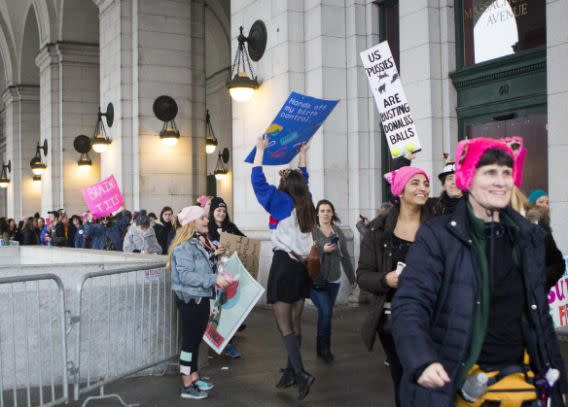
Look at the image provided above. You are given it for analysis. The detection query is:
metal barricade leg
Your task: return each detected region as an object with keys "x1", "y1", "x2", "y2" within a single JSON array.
[{"x1": 80, "y1": 386, "x2": 140, "y2": 407}]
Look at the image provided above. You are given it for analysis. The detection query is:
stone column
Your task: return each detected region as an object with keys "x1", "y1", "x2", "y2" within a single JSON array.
[
  {"x1": 398, "y1": 0, "x2": 457, "y2": 193},
  {"x1": 547, "y1": 0, "x2": 568, "y2": 252},
  {"x1": 231, "y1": 0, "x2": 306, "y2": 228},
  {"x1": 36, "y1": 42, "x2": 101, "y2": 215},
  {"x1": 96, "y1": 0, "x2": 203, "y2": 213},
  {"x1": 2, "y1": 85, "x2": 41, "y2": 219}
]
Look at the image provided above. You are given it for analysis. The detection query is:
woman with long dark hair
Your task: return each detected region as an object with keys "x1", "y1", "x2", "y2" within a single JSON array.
[
  {"x1": 357, "y1": 166, "x2": 431, "y2": 407},
  {"x1": 20, "y1": 217, "x2": 39, "y2": 245},
  {"x1": 251, "y1": 136, "x2": 316, "y2": 401},
  {"x1": 311, "y1": 199, "x2": 356, "y2": 364},
  {"x1": 207, "y1": 197, "x2": 245, "y2": 243}
]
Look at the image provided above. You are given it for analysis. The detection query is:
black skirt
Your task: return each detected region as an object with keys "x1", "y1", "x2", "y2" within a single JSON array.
[{"x1": 267, "y1": 250, "x2": 310, "y2": 304}]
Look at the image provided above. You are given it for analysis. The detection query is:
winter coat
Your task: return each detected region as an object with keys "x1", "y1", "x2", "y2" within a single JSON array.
[
  {"x1": 356, "y1": 204, "x2": 399, "y2": 351},
  {"x1": 391, "y1": 199, "x2": 567, "y2": 407},
  {"x1": 82, "y1": 222, "x2": 105, "y2": 250},
  {"x1": 21, "y1": 229, "x2": 39, "y2": 245},
  {"x1": 170, "y1": 238, "x2": 217, "y2": 303},
  {"x1": 313, "y1": 225, "x2": 356, "y2": 284},
  {"x1": 123, "y1": 224, "x2": 162, "y2": 254},
  {"x1": 154, "y1": 221, "x2": 173, "y2": 254},
  {"x1": 53, "y1": 223, "x2": 76, "y2": 247},
  {"x1": 74, "y1": 226, "x2": 87, "y2": 248},
  {"x1": 105, "y1": 212, "x2": 131, "y2": 251},
  {"x1": 39, "y1": 225, "x2": 50, "y2": 245}
]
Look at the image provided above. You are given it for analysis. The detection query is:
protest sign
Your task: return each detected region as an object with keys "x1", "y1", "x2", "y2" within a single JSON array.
[
  {"x1": 360, "y1": 41, "x2": 421, "y2": 158},
  {"x1": 81, "y1": 175, "x2": 124, "y2": 219},
  {"x1": 220, "y1": 232, "x2": 261, "y2": 279},
  {"x1": 548, "y1": 256, "x2": 568, "y2": 328},
  {"x1": 204, "y1": 253, "x2": 265, "y2": 354},
  {"x1": 244, "y1": 91, "x2": 339, "y2": 165}
]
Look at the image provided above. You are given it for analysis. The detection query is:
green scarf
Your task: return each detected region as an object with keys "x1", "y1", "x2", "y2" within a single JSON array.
[{"x1": 457, "y1": 203, "x2": 521, "y2": 387}]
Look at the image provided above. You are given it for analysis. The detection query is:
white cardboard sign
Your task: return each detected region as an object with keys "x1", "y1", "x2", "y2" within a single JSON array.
[{"x1": 360, "y1": 41, "x2": 421, "y2": 158}]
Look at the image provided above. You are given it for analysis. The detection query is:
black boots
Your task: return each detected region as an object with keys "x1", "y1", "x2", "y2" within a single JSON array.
[
  {"x1": 296, "y1": 371, "x2": 315, "y2": 401},
  {"x1": 317, "y1": 336, "x2": 334, "y2": 364},
  {"x1": 275, "y1": 368, "x2": 296, "y2": 388}
]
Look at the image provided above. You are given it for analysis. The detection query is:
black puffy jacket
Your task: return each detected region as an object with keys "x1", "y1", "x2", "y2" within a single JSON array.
[{"x1": 392, "y1": 199, "x2": 567, "y2": 407}]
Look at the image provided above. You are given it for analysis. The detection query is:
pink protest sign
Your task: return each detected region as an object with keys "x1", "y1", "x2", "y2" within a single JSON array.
[{"x1": 81, "y1": 175, "x2": 124, "y2": 219}]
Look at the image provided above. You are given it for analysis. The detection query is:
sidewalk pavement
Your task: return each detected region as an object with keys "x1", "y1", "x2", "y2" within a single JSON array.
[{"x1": 70, "y1": 305, "x2": 395, "y2": 407}]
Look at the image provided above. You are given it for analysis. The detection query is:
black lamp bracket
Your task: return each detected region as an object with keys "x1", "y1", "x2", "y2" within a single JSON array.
[
  {"x1": 74, "y1": 135, "x2": 92, "y2": 154},
  {"x1": 231, "y1": 20, "x2": 267, "y2": 80},
  {"x1": 98, "y1": 103, "x2": 114, "y2": 128},
  {"x1": 153, "y1": 96, "x2": 179, "y2": 122},
  {"x1": 221, "y1": 148, "x2": 230, "y2": 164},
  {"x1": 37, "y1": 139, "x2": 48, "y2": 157},
  {"x1": 1, "y1": 160, "x2": 10, "y2": 174},
  {"x1": 243, "y1": 20, "x2": 267, "y2": 62}
]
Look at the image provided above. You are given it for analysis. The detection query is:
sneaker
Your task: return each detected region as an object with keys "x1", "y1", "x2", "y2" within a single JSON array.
[
  {"x1": 224, "y1": 344, "x2": 241, "y2": 359},
  {"x1": 196, "y1": 379, "x2": 214, "y2": 391},
  {"x1": 180, "y1": 383, "x2": 208, "y2": 400}
]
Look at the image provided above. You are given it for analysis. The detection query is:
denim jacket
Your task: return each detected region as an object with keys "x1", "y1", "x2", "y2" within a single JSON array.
[{"x1": 171, "y1": 238, "x2": 216, "y2": 303}]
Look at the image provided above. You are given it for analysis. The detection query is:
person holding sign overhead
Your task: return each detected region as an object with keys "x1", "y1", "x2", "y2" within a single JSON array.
[
  {"x1": 251, "y1": 136, "x2": 316, "y2": 401},
  {"x1": 357, "y1": 165, "x2": 431, "y2": 407}
]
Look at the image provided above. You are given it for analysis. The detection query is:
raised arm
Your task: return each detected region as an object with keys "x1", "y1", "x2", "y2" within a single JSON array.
[{"x1": 251, "y1": 135, "x2": 294, "y2": 220}]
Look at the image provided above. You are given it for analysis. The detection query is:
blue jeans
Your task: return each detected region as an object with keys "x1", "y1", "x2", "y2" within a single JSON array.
[{"x1": 309, "y1": 282, "x2": 340, "y2": 338}]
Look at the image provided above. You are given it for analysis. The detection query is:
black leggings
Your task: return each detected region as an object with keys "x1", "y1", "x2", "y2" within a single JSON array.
[
  {"x1": 379, "y1": 329, "x2": 403, "y2": 407},
  {"x1": 177, "y1": 298, "x2": 210, "y2": 376}
]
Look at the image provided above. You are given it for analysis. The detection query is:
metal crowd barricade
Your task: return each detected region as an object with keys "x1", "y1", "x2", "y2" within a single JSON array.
[
  {"x1": 69, "y1": 262, "x2": 179, "y2": 407},
  {"x1": 0, "y1": 274, "x2": 68, "y2": 407}
]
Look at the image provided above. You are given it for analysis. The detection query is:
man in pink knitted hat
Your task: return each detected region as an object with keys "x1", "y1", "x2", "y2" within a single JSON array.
[{"x1": 391, "y1": 137, "x2": 567, "y2": 407}]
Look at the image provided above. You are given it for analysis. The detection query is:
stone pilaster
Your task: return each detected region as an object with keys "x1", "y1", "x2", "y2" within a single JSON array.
[
  {"x1": 97, "y1": 0, "x2": 202, "y2": 213},
  {"x1": 398, "y1": 0, "x2": 457, "y2": 193},
  {"x1": 36, "y1": 42, "x2": 101, "y2": 215},
  {"x1": 2, "y1": 85, "x2": 41, "y2": 219},
  {"x1": 547, "y1": 0, "x2": 568, "y2": 252}
]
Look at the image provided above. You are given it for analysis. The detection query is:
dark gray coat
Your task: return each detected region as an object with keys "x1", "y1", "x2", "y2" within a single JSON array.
[{"x1": 392, "y1": 200, "x2": 567, "y2": 407}]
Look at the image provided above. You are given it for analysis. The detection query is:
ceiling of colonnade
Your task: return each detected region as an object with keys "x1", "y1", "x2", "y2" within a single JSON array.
[
  {"x1": 0, "y1": 0, "x2": 99, "y2": 88},
  {"x1": 205, "y1": 0, "x2": 231, "y2": 78}
]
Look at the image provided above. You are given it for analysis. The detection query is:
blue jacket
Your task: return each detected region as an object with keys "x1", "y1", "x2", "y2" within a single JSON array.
[
  {"x1": 82, "y1": 223, "x2": 105, "y2": 250},
  {"x1": 39, "y1": 226, "x2": 50, "y2": 246},
  {"x1": 106, "y1": 213, "x2": 130, "y2": 251},
  {"x1": 74, "y1": 226, "x2": 86, "y2": 248},
  {"x1": 170, "y1": 239, "x2": 216, "y2": 303},
  {"x1": 391, "y1": 199, "x2": 567, "y2": 407},
  {"x1": 251, "y1": 166, "x2": 308, "y2": 230}
]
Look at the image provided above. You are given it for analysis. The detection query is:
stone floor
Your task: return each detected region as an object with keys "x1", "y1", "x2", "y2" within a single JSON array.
[{"x1": 70, "y1": 305, "x2": 395, "y2": 407}]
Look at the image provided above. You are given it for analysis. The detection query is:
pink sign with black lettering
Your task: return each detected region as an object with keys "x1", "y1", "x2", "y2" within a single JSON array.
[{"x1": 81, "y1": 175, "x2": 124, "y2": 219}]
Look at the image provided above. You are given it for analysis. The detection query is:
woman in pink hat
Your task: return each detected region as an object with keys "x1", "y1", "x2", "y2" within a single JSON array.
[
  {"x1": 357, "y1": 165, "x2": 431, "y2": 407},
  {"x1": 168, "y1": 205, "x2": 232, "y2": 400}
]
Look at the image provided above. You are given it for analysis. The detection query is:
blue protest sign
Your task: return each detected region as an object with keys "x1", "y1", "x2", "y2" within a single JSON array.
[{"x1": 244, "y1": 92, "x2": 339, "y2": 165}]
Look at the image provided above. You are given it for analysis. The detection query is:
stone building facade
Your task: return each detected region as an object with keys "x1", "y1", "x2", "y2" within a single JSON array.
[{"x1": 0, "y1": 0, "x2": 566, "y2": 257}]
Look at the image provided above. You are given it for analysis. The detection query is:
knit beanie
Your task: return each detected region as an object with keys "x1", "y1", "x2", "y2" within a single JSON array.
[
  {"x1": 528, "y1": 189, "x2": 547, "y2": 204},
  {"x1": 384, "y1": 166, "x2": 430, "y2": 197},
  {"x1": 454, "y1": 137, "x2": 523, "y2": 191},
  {"x1": 178, "y1": 206, "x2": 204, "y2": 226},
  {"x1": 136, "y1": 210, "x2": 149, "y2": 227},
  {"x1": 210, "y1": 197, "x2": 227, "y2": 213}
]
